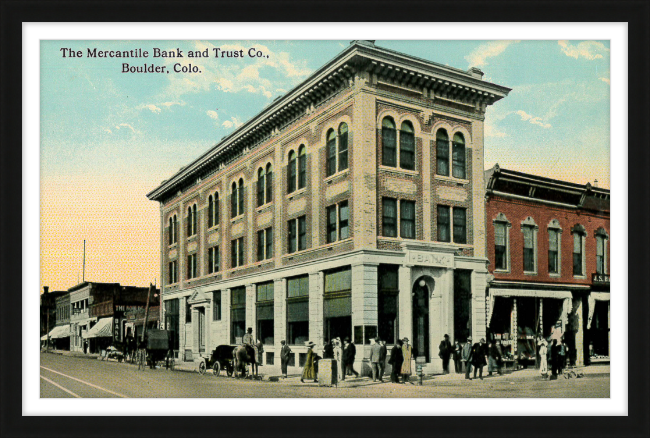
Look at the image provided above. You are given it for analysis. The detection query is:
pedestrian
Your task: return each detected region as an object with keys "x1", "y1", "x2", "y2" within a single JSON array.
[
  {"x1": 280, "y1": 340, "x2": 291, "y2": 378},
  {"x1": 389, "y1": 339, "x2": 404, "y2": 383},
  {"x1": 487, "y1": 340, "x2": 503, "y2": 376},
  {"x1": 558, "y1": 337, "x2": 567, "y2": 374},
  {"x1": 243, "y1": 327, "x2": 257, "y2": 375},
  {"x1": 300, "y1": 341, "x2": 318, "y2": 383},
  {"x1": 471, "y1": 338, "x2": 488, "y2": 380},
  {"x1": 401, "y1": 337, "x2": 413, "y2": 384},
  {"x1": 452, "y1": 341, "x2": 462, "y2": 373},
  {"x1": 370, "y1": 337, "x2": 382, "y2": 382},
  {"x1": 83, "y1": 340, "x2": 88, "y2": 354},
  {"x1": 538, "y1": 338, "x2": 548, "y2": 380},
  {"x1": 342, "y1": 337, "x2": 359, "y2": 379},
  {"x1": 462, "y1": 337, "x2": 473, "y2": 379},
  {"x1": 323, "y1": 338, "x2": 334, "y2": 360},
  {"x1": 549, "y1": 339, "x2": 559, "y2": 380},
  {"x1": 378, "y1": 340, "x2": 387, "y2": 381},
  {"x1": 333, "y1": 337, "x2": 343, "y2": 382},
  {"x1": 439, "y1": 334, "x2": 452, "y2": 374}
]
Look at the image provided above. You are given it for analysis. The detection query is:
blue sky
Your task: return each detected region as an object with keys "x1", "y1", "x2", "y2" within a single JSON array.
[{"x1": 40, "y1": 39, "x2": 610, "y2": 291}]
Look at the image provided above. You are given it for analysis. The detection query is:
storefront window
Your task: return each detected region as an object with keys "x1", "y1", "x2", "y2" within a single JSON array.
[
  {"x1": 378, "y1": 265, "x2": 399, "y2": 344},
  {"x1": 287, "y1": 275, "x2": 309, "y2": 345},
  {"x1": 256, "y1": 282, "x2": 274, "y2": 346},
  {"x1": 230, "y1": 287, "x2": 246, "y2": 344}
]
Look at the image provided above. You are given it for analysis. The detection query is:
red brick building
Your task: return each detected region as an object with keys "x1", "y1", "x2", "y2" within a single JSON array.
[{"x1": 485, "y1": 165, "x2": 610, "y2": 367}]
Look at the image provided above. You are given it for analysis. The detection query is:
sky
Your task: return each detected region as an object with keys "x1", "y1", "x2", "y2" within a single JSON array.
[{"x1": 40, "y1": 39, "x2": 611, "y2": 292}]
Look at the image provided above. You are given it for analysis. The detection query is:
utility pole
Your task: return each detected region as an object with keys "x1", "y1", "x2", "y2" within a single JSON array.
[
  {"x1": 82, "y1": 240, "x2": 86, "y2": 282},
  {"x1": 140, "y1": 283, "x2": 152, "y2": 344}
]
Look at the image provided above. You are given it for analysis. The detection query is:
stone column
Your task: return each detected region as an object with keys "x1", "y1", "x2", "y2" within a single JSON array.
[
  {"x1": 204, "y1": 303, "x2": 211, "y2": 354},
  {"x1": 398, "y1": 265, "x2": 413, "y2": 341},
  {"x1": 223, "y1": 288, "x2": 231, "y2": 344},
  {"x1": 308, "y1": 271, "x2": 324, "y2": 346},
  {"x1": 351, "y1": 262, "x2": 378, "y2": 376},
  {"x1": 192, "y1": 307, "x2": 200, "y2": 356},
  {"x1": 274, "y1": 278, "x2": 287, "y2": 364},
  {"x1": 179, "y1": 296, "x2": 187, "y2": 357},
  {"x1": 246, "y1": 284, "x2": 255, "y2": 338}
]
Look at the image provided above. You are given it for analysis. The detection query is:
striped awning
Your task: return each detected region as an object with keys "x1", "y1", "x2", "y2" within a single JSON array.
[
  {"x1": 487, "y1": 288, "x2": 572, "y2": 329},
  {"x1": 86, "y1": 317, "x2": 113, "y2": 338},
  {"x1": 46, "y1": 325, "x2": 72, "y2": 339}
]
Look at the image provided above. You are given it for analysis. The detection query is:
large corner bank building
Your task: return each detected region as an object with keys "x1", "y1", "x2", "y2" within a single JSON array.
[{"x1": 147, "y1": 41, "x2": 511, "y2": 374}]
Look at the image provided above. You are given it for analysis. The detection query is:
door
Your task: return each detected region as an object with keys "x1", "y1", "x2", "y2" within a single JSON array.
[
  {"x1": 412, "y1": 282, "x2": 430, "y2": 362},
  {"x1": 198, "y1": 308, "x2": 205, "y2": 354}
]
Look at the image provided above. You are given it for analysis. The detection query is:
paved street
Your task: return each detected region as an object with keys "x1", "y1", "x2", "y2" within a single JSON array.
[{"x1": 40, "y1": 352, "x2": 609, "y2": 398}]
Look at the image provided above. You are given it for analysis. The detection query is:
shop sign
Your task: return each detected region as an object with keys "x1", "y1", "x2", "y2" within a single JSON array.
[
  {"x1": 407, "y1": 250, "x2": 453, "y2": 268},
  {"x1": 592, "y1": 273, "x2": 610, "y2": 285},
  {"x1": 115, "y1": 304, "x2": 145, "y2": 312}
]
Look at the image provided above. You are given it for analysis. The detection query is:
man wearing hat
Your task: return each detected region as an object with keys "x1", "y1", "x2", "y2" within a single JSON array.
[
  {"x1": 370, "y1": 337, "x2": 383, "y2": 382},
  {"x1": 462, "y1": 337, "x2": 473, "y2": 380},
  {"x1": 439, "y1": 334, "x2": 453, "y2": 374},
  {"x1": 280, "y1": 340, "x2": 291, "y2": 378}
]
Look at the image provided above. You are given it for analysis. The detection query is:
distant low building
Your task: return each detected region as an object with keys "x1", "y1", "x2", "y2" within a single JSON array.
[
  {"x1": 485, "y1": 165, "x2": 610, "y2": 367},
  {"x1": 40, "y1": 286, "x2": 67, "y2": 340}
]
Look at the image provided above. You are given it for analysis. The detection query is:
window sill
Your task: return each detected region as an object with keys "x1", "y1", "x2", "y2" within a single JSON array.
[
  {"x1": 434, "y1": 175, "x2": 470, "y2": 185},
  {"x1": 286, "y1": 188, "x2": 307, "y2": 200},
  {"x1": 207, "y1": 225, "x2": 220, "y2": 232},
  {"x1": 494, "y1": 269, "x2": 511, "y2": 274},
  {"x1": 549, "y1": 273, "x2": 561, "y2": 278},
  {"x1": 378, "y1": 165, "x2": 419, "y2": 176},
  {"x1": 523, "y1": 271, "x2": 538, "y2": 276},
  {"x1": 256, "y1": 203, "x2": 274, "y2": 213},
  {"x1": 378, "y1": 235, "x2": 418, "y2": 242},
  {"x1": 168, "y1": 243, "x2": 178, "y2": 249},
  {"x1": 187, "y1": 235, "x2": 198, "y2": 242},
  {"x1": 324, "y1": 169, "x2": 349, "y2": 183},
  {"x1": 573, "y1": 275, "x2": 587, "y2": 280},
  {"x1": 230, "y1": 215, "x2": 245, "y2": 224}
]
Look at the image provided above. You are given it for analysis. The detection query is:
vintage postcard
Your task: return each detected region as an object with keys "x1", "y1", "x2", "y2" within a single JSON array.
[{"x1": 39, "y1": 38, "x2": 610, "y2": 400}]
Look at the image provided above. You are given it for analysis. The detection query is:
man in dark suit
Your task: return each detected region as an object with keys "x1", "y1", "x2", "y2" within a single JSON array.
[
  {"x1": 439, "y1": 334, "x2": 452, "y2": 374},
  {"x1": 471, "y1": 338, "x2": 488, "y2": 380},
  {"x1": 342, "y1": 337, "x2": 358, "y2": 380},
  {"x1": 389, "y1": 339, "x2": 404, "y2": 383},
  {"x1": 280, "y1": 340, "x2": 291, "y2": 378}
]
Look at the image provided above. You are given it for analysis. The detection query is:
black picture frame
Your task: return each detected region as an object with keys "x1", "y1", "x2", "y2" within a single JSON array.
[{"x1": 2, "y1": 1, "x2": 648, "y2": 437}]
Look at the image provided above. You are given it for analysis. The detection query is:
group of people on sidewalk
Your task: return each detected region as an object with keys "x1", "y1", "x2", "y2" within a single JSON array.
[
  {"x1": 299, "y1": 336, "x2": 362, "y2": 383},
  {"x1": 537, "y1": 336, "x2": 570, "y2": 380},
  {"x1": 369, "y1": 337, "x2": 414, "y2": 384},
  {"x1": 438, "y1": 335, "x2": 505, "y2": 381}
]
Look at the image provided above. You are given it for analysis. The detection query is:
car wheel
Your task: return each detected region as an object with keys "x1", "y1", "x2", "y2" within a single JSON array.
[
  {"x1": 198, "y1": 360, "x2": 207, "y2": 375},
  {"x1": 213, "y1": 362, "x2": 221, "y2": 376}
]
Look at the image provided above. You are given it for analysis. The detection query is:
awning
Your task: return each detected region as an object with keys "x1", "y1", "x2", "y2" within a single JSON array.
[
  {"x1": 487, "y1": 288, "x2": 572, "y2": 329},
  {"x1": 46, "y1": 325, "x2": 72, "y2": 339},
  {"x1": 587, "y1": 292, "x2": 610, "y2": 329},
  {"x1": 86, "y1": 317, "x2": 113, "y2": 338}
]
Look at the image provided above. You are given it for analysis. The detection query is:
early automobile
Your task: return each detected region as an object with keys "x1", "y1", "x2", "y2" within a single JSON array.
[{"x1": 198, "y1": 344, "x2": 236, "y2": 376}]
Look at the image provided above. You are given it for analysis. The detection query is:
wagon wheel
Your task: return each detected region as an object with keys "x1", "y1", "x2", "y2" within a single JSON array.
[
  {"x1": 213, "y1": 361, "x2": 221, "y2": 376},
  {"x1": 166, "y1": 351, "x2": 175, "y2": 371},
  {"x1": 226, "y1": 363, "x2": 234, "y2": 377},
  {"x1": 198, "y1": 360, "x2": 207, "y2": 375}
]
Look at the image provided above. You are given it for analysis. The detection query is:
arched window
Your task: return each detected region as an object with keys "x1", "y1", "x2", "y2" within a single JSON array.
[
  {"x1": 238, "y1": 178, "x2": 245, "y2": 216},
  {"x1": 572, "y1": 224, "x2": 587, "y2": 277},
  {"x1": 231, "y1": 182, "x2": 238, "y2": 218},
  {"x1": 287, "y1": 150, "x2": 297, "y2": 193},
  {"x1": 382, "y1": 117, "x2": 397, "y2": 167},
  {"x1": 298, "y1": 146, "x2": 306, "y2": 189},
  {"x1": 326, "y1": 129, "x2": 337, "y2": 177},
  {"x1": 173, "y1": 214, "x2": 177, "y2": 243},
  {"x1": 192, "y1": 204, "x2": 197, "y2": 236},
  {"x1": 436, "y1": 129, "x2": 449, "y2": 176},
  {"x1": 169, "y1": 217, "x2": 174, "y2": 244},
  {"x1": 400, "y1": 121, "x2": 415, "y2": 170},
  {"x1": 452, "y1": 133, "x2": 466, "y2": 179},
  {"x1": 338, "y1": 123, "x2": 348, "y2": 172},
  {"x1": 265, "y1": 163, "x2": 273, "y2": 203},
  {"x1": 208, "y1": 193, "x2": 219, "y2": 227},
  {"x1": 257, "y1": 167, "x2": 266, "y2": 207},
  {"x1": 187, "y1": 205, "x2": 196, "y2": 236}
]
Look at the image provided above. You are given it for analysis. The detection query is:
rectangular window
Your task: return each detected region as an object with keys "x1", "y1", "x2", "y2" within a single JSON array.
[
  {"x1": 548, "y1": 230, "x2": 559, "y2": 274},
  {"x1": 256, "y1": 281, "x2": 274, "y2": 302},
  {"x1": 437, "y1": 205, "x2": 451, "y2": 242},
  {"x1": 596, "y1": 236, "x2": 605, "y2": 274},
  {"x1": 326, "y1": 137, "x2": 337, "y2": 177},
  {"x1": 298, "y1": 154, "x2": 307, "y2": 189},
  {"x1": 339, "y1": 201, "x2": 349, "y2": 240},
  {"x1": 400, "y1": 200, "x2": 416, "y2": 239},
  {"x1": 238, "y1": 185, "x2": 245, "y2": 216},
  {"x1": 266, "y1": 170, "x2": 273, "y2": 203},
  {"x1": 378, "y1": 265, "x2": 399, "y2": 344},
  {"x1": 573, "y1": 233, "x2": 584, "y2": 276},
  {"x1": 288, "y1": 219, "x2": 297, "y2": 253},
  {"x1": 265, "y1": 227, "x2": 273, "y2": 259},
  {"x1": 324, "y1": 267, "x2": 352, "y2": 294},
  {"x1": 208, "y1": 246, "x2": 219, "y2": 274},
  {"x1": 436, "y1": 140, "x2": 449, "y2": 176},
  {"x1": 256, "y1": 283, "x2": 274, "y2": 345},
  {"x1": 452, "y1": 142, "x2": 466, "y2": 179},
  {"x1": 212, "y1": 291, "x2": 221, "y2": 321},
  {"x1": 238, "y1": 237, "x2": 244, "y2": 267},
  {"x1": 257, "y1": 176, "x2": 265, "y2": 207},
  {"x1": 298, "y1": 216, "x2": 307, "y2": 251},
  {"x1": 382, "y1": 128, "x2": 397, "y2": 167},
  {"x1": 230, "y1": 287, "x2": 246, "y2": 344},
  {"x1": 168, "y1": 260, "x2": 178, "y2": 284},
  {"x1": 288, "y1": 158, "x2": 297, "y2": 193},
  {"x1": 382, "y1": 198, "x2": 397, "y2": 237},
  {"x1": 453, "y1": 208, "x2": 467, "y2": 244},
  {"x1": 231, "y1": 238, "x2": 245, "y2": 268},
  {"x1": 186, "y1": 300, "x2": 192, "y2": 323},
  {"x1": 326, "y1": 205, "x2": 337, "y2": 244},
  {"x1": 231, "y1": 189, "x2": 237, "y2": 218},
  {"x1": 187, "y1": 254, "x2": 197, "y2": 279},
  {"x1": 523, "y1": 226, "x2": 535, "y2": 272},
  {"x1": 257, "y1": 230, "x2": 265, "y2": 262},
  {"x1": 399, "y1": 130, "x2": 415, "y2": 170},
  {"x1": 287, "y1": 275, "x2": 309, "y2": 298},
  {"x1": 495, "y1": 223, "x2": 507, "y2": 270}
]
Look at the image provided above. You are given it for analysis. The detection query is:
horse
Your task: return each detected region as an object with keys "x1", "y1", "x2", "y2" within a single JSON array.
[{"x1": 232, "y1": 345, "x2": 256, "y2": 378}]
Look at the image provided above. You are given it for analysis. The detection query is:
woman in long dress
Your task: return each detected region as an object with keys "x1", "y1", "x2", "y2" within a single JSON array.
[
  {"x1": 401, "y1": 337, "x2": 413, "y2": 383},
  {"x1": 538, "y1": 338, "x2": 549, "y2": 379},
  {"x1": 333, "y1": 337, "x2": 343, "y2": 382},
  {"x1": 301, "y1": 341, "x2": 317, "y2": 383}
]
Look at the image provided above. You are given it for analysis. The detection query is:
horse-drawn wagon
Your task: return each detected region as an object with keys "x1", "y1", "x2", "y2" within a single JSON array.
[{"x1": 137, "y1": 329, "x2": 175, "y2": 371}]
